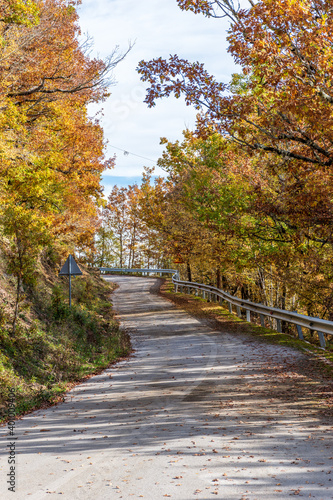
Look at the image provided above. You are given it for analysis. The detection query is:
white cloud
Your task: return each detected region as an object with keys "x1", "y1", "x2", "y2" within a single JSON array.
[{"x1": 77, "y1": 0, "x2": 238, "y2": 193}]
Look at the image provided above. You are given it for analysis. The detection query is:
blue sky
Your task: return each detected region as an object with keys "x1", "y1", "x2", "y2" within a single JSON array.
[{"x1": 77, "y1": 0, "x2": 238, "y2": 196}]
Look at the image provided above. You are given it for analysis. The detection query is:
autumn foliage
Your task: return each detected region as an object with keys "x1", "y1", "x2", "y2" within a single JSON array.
[
  {"x1": 95, "y1": 177, "x2": 169, "y2": 270},
  {"x1": 134, "y1": 0, "x2": 333, "y2": 341},
  {"x1": 0, "y1": 0, "x2": 123, "y2": 331}
]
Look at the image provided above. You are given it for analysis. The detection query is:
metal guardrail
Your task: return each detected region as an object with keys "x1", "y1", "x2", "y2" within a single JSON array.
[
  {"x1": 172, "y1": 276, "x2": 332, "y2": 349},
  {"x1": 100, "y1": 268, "x2": 177, "y2": 275}
]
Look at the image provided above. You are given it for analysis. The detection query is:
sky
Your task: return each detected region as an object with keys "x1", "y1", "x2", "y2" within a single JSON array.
[{"x1": 77, "y1": 0, "x2": 238, "y2": 195}]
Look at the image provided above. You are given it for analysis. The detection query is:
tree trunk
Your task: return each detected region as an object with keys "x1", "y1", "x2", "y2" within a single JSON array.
[
  {"x1": 216, "y1": 268, "x2": 221, "y2": 288},
  {"x1": 100, "y1": 229, "x2": 106, "y2": 267},
  {"x1": 281, "y1": 282, "x2": 287, "y2": 331},
  {"x1": 241, "y1": 284, "x2": 249, "y2": 300},
  {"x1": 119, "y1": 233, "x2": 123, "y2": 268},
  {"x1": 187, "y1": 261, "x2": 192, "y2": 282},
  {"x1": 257, "y1": 267, "x2": 267, "y2": 305},
  {"x1": 131, "y1": 224, "x2": 136, "y2": 268},
  {"x1": 12, "y1": 276, "x2": 21, "y2": 336}
]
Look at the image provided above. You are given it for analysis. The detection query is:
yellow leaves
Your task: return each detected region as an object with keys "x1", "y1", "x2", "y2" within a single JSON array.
[
  {"x1": 0, "y1": 0, "x2": 39, "y2": 27},
  {"x1": 0, "y1": 0, "x2": 114, "y2": 264}
]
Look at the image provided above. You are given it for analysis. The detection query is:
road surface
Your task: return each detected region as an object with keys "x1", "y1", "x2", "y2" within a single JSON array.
[{"x1": 0, "y1": 276, "x2": 332, "y2": 499}]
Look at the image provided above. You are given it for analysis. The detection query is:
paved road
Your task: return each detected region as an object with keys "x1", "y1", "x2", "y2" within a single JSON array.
[{"x1": 0, "y1": 276, "x2": 332, "y2": 499}]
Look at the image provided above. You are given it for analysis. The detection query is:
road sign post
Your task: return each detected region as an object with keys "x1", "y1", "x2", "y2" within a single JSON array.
[
  {"x1": 59, "y1": 254, "x2": 82, "y2": 307},
  {"x1": 69, "y1": 256, "x2": 71, "y2": 308}
]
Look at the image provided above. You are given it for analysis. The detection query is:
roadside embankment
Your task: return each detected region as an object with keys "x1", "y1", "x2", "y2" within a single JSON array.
[{"x1": 0, "y1": 261, "x2": 131, "y2": 423}]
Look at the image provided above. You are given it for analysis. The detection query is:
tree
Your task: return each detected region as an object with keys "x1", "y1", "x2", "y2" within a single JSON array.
[
  {"x1": 105, "y1": 186, "x2": 130, "y2": 268},
  {"x1": 137, "y1": 127, "x2": 333, "y2": 321},
  {"x1": 93, "y1": 208, "x2": 119, "y2": 268},
  {"x1": 138, "y1": 0, "x2": 333, "y2": 163},
  {"x1": 1, "y1": 204, "x2": 52, "y2": 335},
  {"x1": 137, "y1": 0, "x2": 333, "y2": 241}
]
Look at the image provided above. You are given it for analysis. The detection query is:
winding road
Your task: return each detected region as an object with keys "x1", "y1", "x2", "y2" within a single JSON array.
[{"x1": 0, "y1": 276, "x2": 332, "y2": 499}]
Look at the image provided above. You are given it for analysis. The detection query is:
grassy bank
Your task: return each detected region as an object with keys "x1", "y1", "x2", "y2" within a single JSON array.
[{"x1": 0, "y1": 259, "x2": 131, "y2": 423}]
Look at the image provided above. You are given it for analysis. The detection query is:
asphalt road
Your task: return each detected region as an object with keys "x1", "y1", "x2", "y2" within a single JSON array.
[{"x1": 0, "y1": 276, "x2": 332, "y2": 499}]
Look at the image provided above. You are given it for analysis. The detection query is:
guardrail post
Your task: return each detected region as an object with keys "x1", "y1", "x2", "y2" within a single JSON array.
[
  {"x1": 246, "y1": 309, "x2": 251, "y2": 322},
  {"x1": 276, "y1": 318, "x2": 282, "y2": 333},
  {"x1": 259, "y1": 314, "x2": 265, "y2": 327},
  {"x1": 313, "y1": 316, "x2": 326, "y2": 349},
  {"x1": 296, "y1": 324, "x2": 304, "y2": 340},
  {"x1": 228, "y1": 302, "x2": 233, "y2": 313},
  {"x1": 292, "y1": 312, "x2": 304, "y2": 340},
  {"x1": 236, "y1": 305, "x2": 242, "y2": 318},
  {"x1": 202, "y1": 290, "x2": 206, "y2": 299},
  {"x1": 317, "y1": 331, "x2": 326, "y2": 349},
  {"x1": 219, "y1": 296, "x2": 223, "y2": 305}
]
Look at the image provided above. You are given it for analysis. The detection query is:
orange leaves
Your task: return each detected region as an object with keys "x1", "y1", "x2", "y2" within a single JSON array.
[
  {"x1": 225, "y1": 0, "x2": 333, "y2": 167},
  {"x1": 139, "y1": 0, "x2": 333, "y2": 171},
  {"x1": 177, "y1": 0, "x2": 212, "y2": 16},
  {"x1": 177, "y1": 0, "x2": 239, "y2": 20},
  {"x1": 5, "y1": 0, "x2": 102, "y2": 111}
]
